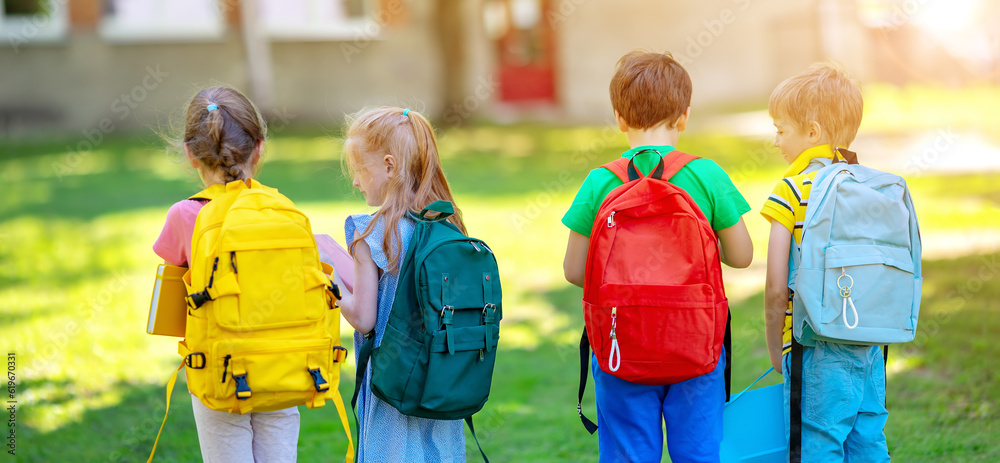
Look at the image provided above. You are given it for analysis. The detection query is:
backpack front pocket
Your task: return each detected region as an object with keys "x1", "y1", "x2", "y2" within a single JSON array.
[
  {"x1": 213, "y1": 248, "x2": 327, "y2": 330},
  {"x1": 419, "y1": 324, "x2": 499, "y2": 414},
  {"x1": 213, "y1": 337, "x2": 334, "y2": 401},
  {"x1": 795, "y1": 244, "x2": 917, "y2": 344},
  {"x1": 586, "y1": 283, "x2": 719, "y2": 384},
  {"x1": 819, "y1": 245, "x2": 915, "y2": 331}
]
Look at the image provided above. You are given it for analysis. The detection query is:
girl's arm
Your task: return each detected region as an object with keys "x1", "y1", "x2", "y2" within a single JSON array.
[
  {"x1": 717, "y1": 217, "x2": 753, "y2": 269},
  {"x1": 341, "y1": 236, "x2": 379, "y2": 335},
  {"x1": 764, "y1": 220, "x2": 792, "y2": 372},
  {"x1": 332, "y1": 271, "x2": 352, "y2": 313}
]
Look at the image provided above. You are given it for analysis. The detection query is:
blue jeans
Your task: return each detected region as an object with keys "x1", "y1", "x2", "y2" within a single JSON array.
[
  {"x1": 783, "y1": 342, "x2": 890, "y2": 462},
  {"x1": 592, "y1": 349, "x2": 726, "y2": 463}
]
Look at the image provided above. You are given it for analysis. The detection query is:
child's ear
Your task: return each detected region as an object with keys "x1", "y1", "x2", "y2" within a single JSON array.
[
  {"x1": 184, "y1": 144, "x2": 199, "y2": 169},
  {"x1": 807, "y1": 121, "x2": 823, "y2": 144},
  {"x1": 251, "y1": 140, "x2": 264, "y2": 167},
  {"x1": 383, "y1": 154, "x2": 395, "y2": 174},
  {"x1": 675, "y1": 107, "x2": 692, "y2": 132},
  {"x1": 614, "y1": 111, "x2": 629, "y2": 133}
]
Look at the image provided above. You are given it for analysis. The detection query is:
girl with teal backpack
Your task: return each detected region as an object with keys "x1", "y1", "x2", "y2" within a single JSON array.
[{"x1": 335, "y1": 107, "x2": 501, "y2": 462}]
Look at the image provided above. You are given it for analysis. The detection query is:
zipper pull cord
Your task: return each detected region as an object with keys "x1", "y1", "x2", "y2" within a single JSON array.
[{"x1": 608, "y1": 307, "x2": 621, "y2": 372}]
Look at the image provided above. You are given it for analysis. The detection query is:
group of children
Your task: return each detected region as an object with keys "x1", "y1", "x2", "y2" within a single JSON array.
[{"x1": 153, "y1": 50, "x2": 890, "y2": 462}]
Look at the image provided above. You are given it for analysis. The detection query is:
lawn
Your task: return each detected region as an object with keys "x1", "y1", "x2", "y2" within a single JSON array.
[{"x1": 1, "y1": 125, "x2": 997, "y2": 462}]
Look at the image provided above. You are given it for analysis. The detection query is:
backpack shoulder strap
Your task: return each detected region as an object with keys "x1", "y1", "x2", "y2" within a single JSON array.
[
  {"x1": 599, "y1": 158, "x2": 631, "y2": 183},
  {"x1": 660, "y1": 151, "x2": 700, "y2": 180},
  {"x1": 188, "y1": 179, "x2": 268, "y2": 202},
  {"x1": 600, "y1": 151, "x2": 701, "y2": 183},
  {"x1": 188, "y1": 183, "x2": 228, "y2": 202}
]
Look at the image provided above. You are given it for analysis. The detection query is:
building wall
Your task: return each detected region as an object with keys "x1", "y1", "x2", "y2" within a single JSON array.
[
  {"x1": 1, "y1": 0, "x2": 983, "y2": 137},
  {"x1": 0, "y1": 0, "x2": 444, "y2": 138},
  {"x1": 552, "y1": 0, "x2": 845, "y2": 123}
]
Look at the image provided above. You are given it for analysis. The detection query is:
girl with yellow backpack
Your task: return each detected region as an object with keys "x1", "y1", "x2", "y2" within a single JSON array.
[{"x1": 151, "y1": 86, "x2": 353, "y2": 462}]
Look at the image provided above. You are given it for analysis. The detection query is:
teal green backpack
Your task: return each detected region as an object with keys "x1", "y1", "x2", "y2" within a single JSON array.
[{"x1": 352, "y1": 201, "x2": 501, "y2": 460}]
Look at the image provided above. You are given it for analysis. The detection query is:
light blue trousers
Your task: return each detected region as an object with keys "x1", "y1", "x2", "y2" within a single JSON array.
[{"x1": 783, "y1": 342, "x2": 890, "y2": 462}]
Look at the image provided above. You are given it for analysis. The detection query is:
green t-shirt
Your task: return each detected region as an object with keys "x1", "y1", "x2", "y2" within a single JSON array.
[{"x1": 562, "y1": 145, "x2": 751, "y2": 237}]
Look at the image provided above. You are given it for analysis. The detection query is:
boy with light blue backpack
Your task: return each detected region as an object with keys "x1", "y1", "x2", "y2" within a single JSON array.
[{"x1": 760, "y1": 63, "x2": 922, "y2": 462}]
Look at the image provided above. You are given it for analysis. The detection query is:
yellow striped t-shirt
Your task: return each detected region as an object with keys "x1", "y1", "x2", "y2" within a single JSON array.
[{"x1": 759, "y1": 145, "x2": 837, "y2": 354}]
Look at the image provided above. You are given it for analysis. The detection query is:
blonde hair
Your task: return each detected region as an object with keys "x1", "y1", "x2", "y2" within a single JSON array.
[
  {"x1": 173, "y1": 86, "x2": 266, "y2": 183},
  {"x1": 769, "y1": 62, "x2": 863, "y2": 149},
  {"x1": 343, "y1": 107, "x2": 466, "y2": 271}
]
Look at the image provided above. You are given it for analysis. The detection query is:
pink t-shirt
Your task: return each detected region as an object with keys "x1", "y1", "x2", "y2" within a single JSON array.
[{"x1": 153, "y1": 199, "x2": 207, "y2": 266}]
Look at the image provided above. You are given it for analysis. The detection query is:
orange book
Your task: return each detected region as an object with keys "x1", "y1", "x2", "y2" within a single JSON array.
[{"x1": 147, "y1": 264, "x2": 188, "y2": 337}]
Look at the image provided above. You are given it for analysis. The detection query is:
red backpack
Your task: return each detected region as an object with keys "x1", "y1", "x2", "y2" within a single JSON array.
[{"x1": 577, "y1": 149, "x2": 731, "y2": 433}]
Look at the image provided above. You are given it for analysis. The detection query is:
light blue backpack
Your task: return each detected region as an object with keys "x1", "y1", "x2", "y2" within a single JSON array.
[{"x1": 790, "y1": 158, "x2": 922, "y2": 345}]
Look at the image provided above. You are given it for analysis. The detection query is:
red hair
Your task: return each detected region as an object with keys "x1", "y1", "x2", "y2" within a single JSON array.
[{"x1": 343, "y1": 107, "x2": 466, "y2": 271}]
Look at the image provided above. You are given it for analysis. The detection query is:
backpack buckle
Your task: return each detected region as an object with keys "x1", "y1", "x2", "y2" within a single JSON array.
[
  {"x1": 327, "y1": 280, "x2": 342, "y2": 301},
  {"x1": 232, "y1": 373, "x2": 252, "y2": 400},
  {"x1": 440, "y1": 305, "x2": 454, "y2": 318},
  {"x1": 185, "y1": 352, "x2": 206, "y2": 369},
  {"x1": 308, "y1": 368, "x2": 330, "y2": 392},
  {"x1": 332, "y1": 346, "x2": 348, "y2": 363},
  {"x1": 186, "y1": 289, "x2": 213, "y2": 309}
]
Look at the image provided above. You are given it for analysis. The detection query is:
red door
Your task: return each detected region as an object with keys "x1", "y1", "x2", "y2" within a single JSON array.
[{"x1": 489, "y1": 0, "x2": 556, "y2": 103}]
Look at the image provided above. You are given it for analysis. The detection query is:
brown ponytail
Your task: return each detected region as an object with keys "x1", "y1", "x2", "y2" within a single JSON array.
[{"x1": 182, "y1": 87, "x2": 266, "y2": 183}]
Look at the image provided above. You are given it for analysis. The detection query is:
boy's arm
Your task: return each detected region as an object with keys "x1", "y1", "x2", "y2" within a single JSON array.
[
  {"x1": 563, "y1": 230, "x2": 589, "y2": 288},
  {"x1": 717, "y1": 217, "x2": 753, "y2": 268},
  {"x1": 764, "y1": 220, "x2": 792, "y2": 372}
]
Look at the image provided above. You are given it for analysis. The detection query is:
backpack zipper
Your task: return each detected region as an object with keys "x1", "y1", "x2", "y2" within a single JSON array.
[
  {"x1": 221, "y1": 354, "x2": 231, "y2": 382},
  {"x1": 469, "y1": 241, "x2": 481, "y2": 252},
  {"x1": 607, "y1": 211, "x2": 617, "y2": 227}
]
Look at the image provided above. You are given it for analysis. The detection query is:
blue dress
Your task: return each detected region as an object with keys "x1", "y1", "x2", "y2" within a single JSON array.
[{"x1": 345, "y1": 213, "x2": 466, "y2": 462}]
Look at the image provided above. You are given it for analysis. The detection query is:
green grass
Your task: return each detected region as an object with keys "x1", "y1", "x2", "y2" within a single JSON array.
[{"x1": 2, "y1": 125, "x2": 998, "y2": 461}]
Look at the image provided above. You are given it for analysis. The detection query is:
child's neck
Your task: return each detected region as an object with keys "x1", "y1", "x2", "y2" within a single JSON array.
[
  {"x1": 199, "y1": 170, "x2": 229, "y2": 187},
  {"x1": 625, "y1": 126, "x2": 681, "y2": 150}
]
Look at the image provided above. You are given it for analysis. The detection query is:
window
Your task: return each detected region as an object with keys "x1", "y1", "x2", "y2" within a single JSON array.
[
  {"x1": 259, "y1": 0, "x2": 375, "y2": 41},
  {"x1": 0, "y1": 0, "x2": 69, "y2": 48},
  {"x1": 100, "y1": 0, "x2": 224, "y2": 42}
]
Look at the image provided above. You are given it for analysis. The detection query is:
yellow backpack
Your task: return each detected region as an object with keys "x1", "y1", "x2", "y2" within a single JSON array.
[{"x1": 148, "y1": 179, "x2": 354, "y2": 462}]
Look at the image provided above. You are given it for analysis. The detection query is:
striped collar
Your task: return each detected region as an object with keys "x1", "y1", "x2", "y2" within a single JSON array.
[{"x1": 784, "y1": 144, "x2": 835, "y2": 177}]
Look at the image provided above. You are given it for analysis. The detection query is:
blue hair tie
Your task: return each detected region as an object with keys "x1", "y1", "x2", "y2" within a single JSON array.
[
  {"x1": 207, "y1": 104, "x2": 218, "y2": 112},
  {"x1": 402, "y1": 108, "x2": 410, "y2": 117}
]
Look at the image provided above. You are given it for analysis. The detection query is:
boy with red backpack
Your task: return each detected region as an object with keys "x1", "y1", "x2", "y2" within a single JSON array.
[{"x1": 562, "y1": 51, "x2": 754, "y2": 462}]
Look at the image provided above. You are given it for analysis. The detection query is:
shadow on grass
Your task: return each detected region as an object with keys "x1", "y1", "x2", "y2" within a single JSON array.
[
  {"x1": 19, "y1": 375, "x2": 356, "y2": 462},
  {"x1": 1, "y1": 129, "x2": 782, "y2": 221},
  {"x1": 19, "y1": 377, "x2": 201, "y2": 462},
  {"x1": 509, "y1": 253, "x2": 999, "y2": 461}
]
